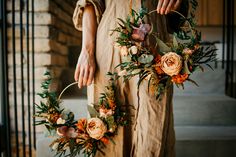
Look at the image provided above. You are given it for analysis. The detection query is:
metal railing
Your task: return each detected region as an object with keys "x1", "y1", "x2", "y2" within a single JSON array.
[
  {"x1": 0, "y1": 0, "x2": 35, "y2": 157},
  {"x1": 223, "y1": 0, "x2": 236, "y2": 98}
]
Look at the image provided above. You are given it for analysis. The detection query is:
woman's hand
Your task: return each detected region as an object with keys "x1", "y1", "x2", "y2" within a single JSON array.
[
  {"x1": 74, "y1": 4, "x2": 98, "y2": 88},
  {"x1": 156, "y1": 0, "x2": 182, "y2": 15},
  {"x1": 74, "y1": 49, "x2": 96, "y2": 88}
]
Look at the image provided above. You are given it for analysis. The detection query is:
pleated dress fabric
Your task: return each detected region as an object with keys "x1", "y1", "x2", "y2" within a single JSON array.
[{"x1": 73, "y1": 0, "x2": 176, "y2": 156}]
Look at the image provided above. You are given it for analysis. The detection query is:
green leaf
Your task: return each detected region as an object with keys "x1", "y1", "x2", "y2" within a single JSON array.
[
  {"x1": 173, "y1": 35, "x2": 179, "y2": 48},
  {"x1": 183, "y1": 60, "x2": 191, "y2": 74},
  {"x1": 88, "y1": 105, "x2": 99, "y2": 117},
  {"x1": 156, "y1": 37, "x2": 171, "y2": 53}
]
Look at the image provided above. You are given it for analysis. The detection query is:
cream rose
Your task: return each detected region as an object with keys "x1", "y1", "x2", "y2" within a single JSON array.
[
  {"x1": 129, "y1": 46, "x2": 138, "y2": 54},
  {"x1": 86, "y1": 118, "x2": 107, "y2": 140},
  {"x1": 160, "y1": 52, "x2": 182, "y2": 76},
  {"x1": 56, "y1": 117, "x2": 66, "y2": 125}
]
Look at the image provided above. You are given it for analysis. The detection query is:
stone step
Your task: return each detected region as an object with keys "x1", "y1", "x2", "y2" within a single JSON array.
[
  {"x1": 61, "y1": 95, "x2": 236, "y2": 126},
  {"x1": 174, "y1": 67, "x2": 225, "y2": 96},
  {"x1": 173, "y1": 95, "x2": 236, "y2": 126},
  {"x1": 36, "y1": 126, "x2": 236, "y2": 157},
  {"x1": 175, "y1": 126, "x2": 236, "y2": 157}
]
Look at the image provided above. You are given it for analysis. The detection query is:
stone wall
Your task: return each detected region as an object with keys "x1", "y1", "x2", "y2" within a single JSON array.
[{"x1": 6, "y1": 0, "x2": 81, "y2": 154}]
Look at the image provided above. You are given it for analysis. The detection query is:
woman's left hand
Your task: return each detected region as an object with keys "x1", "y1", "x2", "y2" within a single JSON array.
[{"x1": 156, "y1": 0, "x2": 182, "y2": 15}]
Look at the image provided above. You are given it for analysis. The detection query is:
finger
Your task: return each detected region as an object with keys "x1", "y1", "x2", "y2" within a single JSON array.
[
  {"x1": 173, "y1": 0, "x2": 181, "y2": 10},
  {"x1": 78, "y1": 68, "x2": 84, "y2": 88},
  {"x1": 161, "y1": 0, "x2": 170, "y2": 14},
  {"x1": 165, "y1": 0, "x2": 175, "y2": 14},
  {"x1": 83, "y1": 66, "x2": 89, "y2": 86},
  {"x1": 74, "y1": 64, "x2": 80, "y2": 81},
  {"x1": 156, "y1": 0, "x2": 164, "y2": 13},
  {"x1": 87, "y1": 67, "x2": 95, "y2": 86}
]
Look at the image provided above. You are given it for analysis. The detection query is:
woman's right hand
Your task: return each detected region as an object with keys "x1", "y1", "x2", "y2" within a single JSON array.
[
  {"x1": 74, "y1": 48, "x2": 96, "y2": 88},
  {"x1": 74, "y1": 4, "x2": 98, "y2": 88}
]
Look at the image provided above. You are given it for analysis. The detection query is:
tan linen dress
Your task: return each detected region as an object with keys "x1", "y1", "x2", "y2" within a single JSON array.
[{"x1": 73, "y1": 0, "x2": 177, "y2": 156}]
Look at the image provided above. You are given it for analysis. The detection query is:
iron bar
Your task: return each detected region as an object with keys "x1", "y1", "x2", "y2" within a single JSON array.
[
  {"x1": 26, "y1": 0, "x2": 32, "y2": 156},
  {"x1": 231, "y1": 0, "x2": 235, "y2": 97},
  {"x1": 32, "y1": 0, "x2": 36, "y2": 149},
  {"x1": 225, "y1": 0, "x2": 231, "y2": 95},
  {"x1": 12, "y1": 0, "x2": 20, "y2": 156},
  {"x1": 222, "y1": 0, "x2": 226, "y2": 69},
  {"x1": 19, "y1": 0, "x2": 26, "y2": 156},
  {"x1": 1, "y1": 0, "x2": 11, "y2": 156}
]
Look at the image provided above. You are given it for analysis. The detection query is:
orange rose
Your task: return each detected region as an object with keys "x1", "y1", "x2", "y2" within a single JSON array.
[{"x1": 171, "y1": 74, "x2": 189, "y2": 84}]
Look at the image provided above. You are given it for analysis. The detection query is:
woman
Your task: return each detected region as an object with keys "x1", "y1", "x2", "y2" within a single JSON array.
[{"x1": 73, "y1": 0, "x2": 187, "y2": 156}]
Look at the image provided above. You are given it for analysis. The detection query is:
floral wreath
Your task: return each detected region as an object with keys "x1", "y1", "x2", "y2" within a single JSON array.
[
  {"x1": 35, "y1": 71, "x2": 127, "y2": 157},
  {"x1": 112, "y1": 7, "x2": 217, "y2": 99},
  {"x1": 35, "y1": 1, "x2": 217, "y2": 157}
]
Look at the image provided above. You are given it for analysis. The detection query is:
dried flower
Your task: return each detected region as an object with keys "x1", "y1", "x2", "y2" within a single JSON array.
[
  {"x1": 48, "y1": 113, "x2": 60, "y2": 123},
  {"x1": 100, "y1": 137, "x2": 109, "y2": 144},
  {"x1": 51, "y1": 142, "x2": 59, "y2": 150},
  {"x1": 131, "y1": 24, "x2": 151, "y2": 41},
  {"x1": 154, "y1": 54, "x2": 165, "y2": 74},
  {"x1": 171, "y1": 74, "x2": 189, "y2": 84},
  {"x1": 160, "y1": 52, "x2": 183, "y2": 76},
  {"x1": 86, "y1": 118, "x2": 107, "y2": 140},
  {"x1": 76, "y1": 118, "x2": 87, "y2": 133}
]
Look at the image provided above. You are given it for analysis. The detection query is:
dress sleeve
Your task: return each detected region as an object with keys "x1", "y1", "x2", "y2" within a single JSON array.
[{"x1": 73, "y1": 0, "x2": 105, "y2": 31}]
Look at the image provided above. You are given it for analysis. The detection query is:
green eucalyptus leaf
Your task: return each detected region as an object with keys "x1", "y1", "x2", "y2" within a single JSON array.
[{"x1": 138, "y1": 54, "x2": 154, "y2": 64}]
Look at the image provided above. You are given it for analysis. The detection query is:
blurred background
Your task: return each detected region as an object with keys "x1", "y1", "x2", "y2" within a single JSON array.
[{"x1": 0, "y1": 0, "x2": 235, "y2": 157}]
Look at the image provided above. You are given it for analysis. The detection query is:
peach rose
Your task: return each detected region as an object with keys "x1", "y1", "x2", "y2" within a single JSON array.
[
  {"x1": 86, "y1": 118, "x2": 107, "y2": 140},
  {"x1": 160, "y1": 52, "x2": 182, "y2": 76}
]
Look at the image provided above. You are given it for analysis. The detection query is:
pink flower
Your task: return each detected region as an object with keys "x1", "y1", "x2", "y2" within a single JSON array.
[
  {"x1": 66, "y1": 127, "x2": 78, "y2": 138},
  {"x1": 99, "y1": 108, "x2": 114, "y2": 118},
  {"x1": 56, "y1": 126, "x2": 78, "y2": 138},
  {"x1": 57, "y1": 126, "x2": 68, "y2": 136},
  {"x1": 183, "y1": 48, "x2": 194, "y2": 55},
  {"x1": 132, "y1": 24, "x2": 151, "y2": 41}
]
